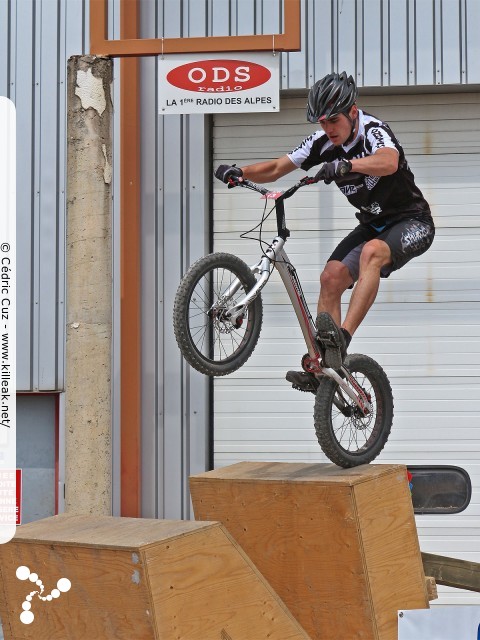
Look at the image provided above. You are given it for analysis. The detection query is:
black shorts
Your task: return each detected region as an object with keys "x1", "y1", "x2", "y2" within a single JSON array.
[{"x1": 328, "y1": 216, "x2": 435, "y2": 282}]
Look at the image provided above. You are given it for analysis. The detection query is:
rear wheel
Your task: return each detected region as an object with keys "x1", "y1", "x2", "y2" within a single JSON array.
[
  {"x1": 314, "y1": 354, "x2": 393, "y2": 467},
  {"x1": 173, "y1": 253, "x2": 263, "y2": 375}
]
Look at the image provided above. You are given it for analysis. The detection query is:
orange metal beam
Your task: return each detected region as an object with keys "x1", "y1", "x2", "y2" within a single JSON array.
[
  {"x1": 90, "y1": 0, "x2": 301, "y2": 57},
  {"x1": 120, "y1": 0, "x2": 141, "y2": 517}
]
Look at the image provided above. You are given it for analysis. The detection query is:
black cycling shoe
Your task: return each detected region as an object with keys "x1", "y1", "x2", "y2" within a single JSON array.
[
  {"x1": 286, "y1": 370, "x2": 320, "y2": 394},
  {"x1": 316, "y1": 312, "x2": 347, "y2": 370}
]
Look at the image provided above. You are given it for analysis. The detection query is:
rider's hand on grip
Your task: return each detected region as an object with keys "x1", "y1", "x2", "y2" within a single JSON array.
[
  {"x1": 214, "y1": 164, "x2": 243, "y2": 185},
  {"x1": 315, "y1": 159, "x2": 352, "y2": 185}
]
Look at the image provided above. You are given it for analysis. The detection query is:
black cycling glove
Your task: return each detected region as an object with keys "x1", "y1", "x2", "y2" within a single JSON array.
[
  {"x1": 315, "y1": 159, "x2": 352, "y2": 185},
  {"x1": 214, "y1": 164, "x2": 243, "y2": 184}
]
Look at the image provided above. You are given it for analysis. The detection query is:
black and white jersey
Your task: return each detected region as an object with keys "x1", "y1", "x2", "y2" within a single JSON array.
[{"x1": 287, "y1": 110, "x2": 431, "y2": 227}]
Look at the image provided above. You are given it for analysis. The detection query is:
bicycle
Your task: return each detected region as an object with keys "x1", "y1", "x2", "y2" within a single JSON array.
[{"x1": 173, "y1": 173, "x2": 394, "y2": 468}]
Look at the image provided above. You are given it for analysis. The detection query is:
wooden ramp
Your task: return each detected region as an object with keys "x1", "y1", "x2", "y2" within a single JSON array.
[
  {"x1": 190, "y1": 462, "x2": 431, "y2": 640},
  {"x1": 0, "y1": 514, "x2": 311, "y2": 640}
]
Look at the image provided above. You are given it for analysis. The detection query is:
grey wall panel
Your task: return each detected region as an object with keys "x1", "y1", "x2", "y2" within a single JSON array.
[
  {"x1": 187, "y1": 0, "x2": 208, "y2": 37},
  {"x1": 439, "y1": 0, "x2": 462, "y2": 86},
  {"x1": 15, "y1": 0, "x2": 35, "y2": 390},
  {"x1": 4, "y1": 0, "x2": 87, "y2": 391},
  {"x1": 37, "y1": 0, "x2": 62, "y2": 390},
  {"x1": 139, "y1": 44, "x2": 211, "y2": 518},
  {"x1": 0, "y1": 1, "x2": 9, "y2": 96},
  {"x1": 415, "y1": 0, "x2": 436, "y2": 85},
  {"x1": 308, "y1": 0, "x2": 334, "y2": 83},
  {"x1": 466, "y1": 0, "x2": 480, "y2": 84},
  {"x1": 282, "y1": 0, "x2": 307, "y2": 87},
  {"x1": 17, "y1": 395, "x2": 56, "y2": 524},
  {"x1": 238, "y1": 0, "x2": 256, "y2": 35},
  {"x1": 362, "y1": 0, "x2": 383, "y2": 87},
  {"x1": 162, "y1": 114, "x2": 185, "y2": 518},
  {"x1": 335, "y1": 0, "x2": 358, "y2": 78},
  {"x1": 163, "y1": 0, "x2": 182, "y2": 37},
  {"x1": 211, "y1": 0, "x2": 230, "y2": 34},
  {"x1": 139, "y1": 56, "x2": 159, "y2": 519},
  {"x1": 65, "y1": 1, "x2": 89, "y2": 60},
  {"x1": 139, "y1": 109, "x2": 212, "y2": 520}
]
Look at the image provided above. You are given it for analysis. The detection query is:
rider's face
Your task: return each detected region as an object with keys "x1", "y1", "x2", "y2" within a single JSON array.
[{"x1": 319, "y1": 105, "x2": 358, "y2": 145}]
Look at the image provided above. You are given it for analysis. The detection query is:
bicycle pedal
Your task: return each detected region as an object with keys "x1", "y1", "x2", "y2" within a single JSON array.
[
  {"x1": 292, "y1": 383, "x2": 317, "y2": 394},
  {"x1": 317, "y1": 332, "x2": 338, "y2": 347}
]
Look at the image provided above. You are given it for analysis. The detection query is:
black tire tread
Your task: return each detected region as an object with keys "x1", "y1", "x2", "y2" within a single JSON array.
[
  {"x1": 173, "y1": 252, "x2": 263, "y2": 376},
  {"x1": 314, "y1": 353, "x2": 393, "y2": 467}
]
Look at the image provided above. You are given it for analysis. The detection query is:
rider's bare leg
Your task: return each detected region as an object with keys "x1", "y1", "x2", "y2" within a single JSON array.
[
  {"x1": 342, "y1": 239, "x2": 392, "y2": 336},
  {"x1": 317, "y1": 260, "x2": 353, "y2": 324}
]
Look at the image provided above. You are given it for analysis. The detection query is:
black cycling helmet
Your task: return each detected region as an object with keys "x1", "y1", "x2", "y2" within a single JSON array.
[{"x1": 307, "y1": 71, "x2": 358, "y2": 123}]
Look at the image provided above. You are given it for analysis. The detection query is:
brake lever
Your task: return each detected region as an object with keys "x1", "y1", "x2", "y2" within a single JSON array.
[
  {"x1": 300, "y1": 175, "x2": 320, "y2": 186},
  {"x1": 227, "y1": 177, "x2": 241, "y2": 189}
]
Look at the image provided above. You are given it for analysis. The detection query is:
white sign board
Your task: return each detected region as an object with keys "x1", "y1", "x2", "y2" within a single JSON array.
[
  {"x1": 398, "y1": 607, "x2": 480, "y2": 639},
  {"x1": 158, "y1": 52, "x2": 279, "y2": 115}
]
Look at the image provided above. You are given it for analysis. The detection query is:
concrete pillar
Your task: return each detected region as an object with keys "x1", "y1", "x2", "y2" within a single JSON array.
[{"x1": 65, "y1": 56, "x2": 113, "y2": 514}]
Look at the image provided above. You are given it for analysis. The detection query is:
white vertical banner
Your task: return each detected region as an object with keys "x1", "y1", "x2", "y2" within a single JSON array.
[
  {"x1": 158, "y1": 52, "x2": 279, "y2": 115},
  {"x1": 0, "y1": 97, "x2": 16, "y2": 543},
  {"x1": 399, "y1": 607, "x2": 480, "y2": 639}
]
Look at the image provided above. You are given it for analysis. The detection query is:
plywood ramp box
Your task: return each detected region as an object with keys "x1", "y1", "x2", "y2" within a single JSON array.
[
  {"x1": 0, "y1": 513, "x2": 312, "y2": 640},
  {"x1": 190, "y1": 462, "x2": 430, "y2": 640}
]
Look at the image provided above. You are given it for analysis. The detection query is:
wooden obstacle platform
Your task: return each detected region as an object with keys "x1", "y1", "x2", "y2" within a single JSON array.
[
  {"x1": 0, "y1": 513, "x2": 311, "y2": 640},
  {"x1": 190, "y1": 462, "x2": 431, "y2": 640}
]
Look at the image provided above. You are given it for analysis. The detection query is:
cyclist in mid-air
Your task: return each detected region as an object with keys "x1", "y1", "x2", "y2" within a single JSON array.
[{"x1": 215, "y1": 71, "x2": 435, "y2": 393}]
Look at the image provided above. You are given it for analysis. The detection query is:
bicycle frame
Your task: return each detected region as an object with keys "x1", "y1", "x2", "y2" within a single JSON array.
[{"x1": 219, "y1": 177, "x2": 372, "y2": 416}]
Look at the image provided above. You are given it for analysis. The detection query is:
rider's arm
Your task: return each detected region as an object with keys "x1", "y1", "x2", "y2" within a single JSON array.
[
  {"x1": 241, "y1": 155, "x2": 298, "y2": 183},
  {"x1": 349, "y1": 148, "x2": 399, "y2": 177}
]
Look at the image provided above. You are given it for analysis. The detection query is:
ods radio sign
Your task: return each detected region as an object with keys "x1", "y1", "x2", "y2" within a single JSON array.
[{"x1": 158, "y1": 52, "x2": 279, "y2": 114}]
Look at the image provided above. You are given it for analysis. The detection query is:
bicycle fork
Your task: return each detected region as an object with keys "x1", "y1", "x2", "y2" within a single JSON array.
[{"x1": 218, "y1": 239, "x2": 282, "y2": 321}]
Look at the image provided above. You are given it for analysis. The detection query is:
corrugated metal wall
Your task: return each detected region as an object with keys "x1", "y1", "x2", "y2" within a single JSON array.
[
  {"x1": 138, "y1": 0, "x2": 480, "y2": 520},
  {"x1": 285, "y1": 0, "x2": 480, "y2": 88},
  {"x1": 1, "y1": 0, "x2": 89, "y2": 391},
  {"x1": 138, "y1": 0, "x2": 480, "y2": 88},
  {"x1": 5, "y1": 0, "x2": 480, "y2": 516},
  {"x1": 138, "y1": 5, "x2": 213, "y2": 519},
  {"x1": 6, "y1": 0, "x2": 480, "y2": 391}
]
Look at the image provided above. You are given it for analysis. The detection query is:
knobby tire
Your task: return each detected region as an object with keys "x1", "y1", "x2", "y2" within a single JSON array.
[
  {"x1": 173, "y1": 253, "x2": 263, "y2": 376},
  {"x1": 314, "y1": 353, "x2": 393, "y2": 467}
]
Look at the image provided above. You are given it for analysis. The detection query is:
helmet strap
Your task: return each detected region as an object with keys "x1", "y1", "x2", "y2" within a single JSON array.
[{"x1": 344, "y1": 113, "x2": 357, "y2": 145}]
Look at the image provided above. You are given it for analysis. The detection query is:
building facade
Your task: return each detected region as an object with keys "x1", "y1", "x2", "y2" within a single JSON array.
[{"x1": 3, "y1": 0, "x2": 480, "y2": 605}]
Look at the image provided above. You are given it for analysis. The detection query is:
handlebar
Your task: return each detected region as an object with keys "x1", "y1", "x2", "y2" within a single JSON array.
[
  {"x1": 224, "y1": 174, "x2": 323, "y2": 240},
  {"x1": 227, "y1": 174, "x2": 320, "y2": 201}
]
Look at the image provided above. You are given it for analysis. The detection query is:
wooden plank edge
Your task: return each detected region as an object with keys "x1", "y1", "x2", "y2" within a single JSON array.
[
  {"x1": 422, "y1": 552, "x2": 480, "y2": 593},
  {"x1": 424, "y1": 576, "x2": 438, "y2": 601}
]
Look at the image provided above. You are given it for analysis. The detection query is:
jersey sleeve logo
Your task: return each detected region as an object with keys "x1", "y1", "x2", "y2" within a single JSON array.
[
  {"x1": 370, "y1": 128, "x2": 386, "y2": 148},
  {"x1": 366, "y1": 125, "x2": 398, "y2": 154}
]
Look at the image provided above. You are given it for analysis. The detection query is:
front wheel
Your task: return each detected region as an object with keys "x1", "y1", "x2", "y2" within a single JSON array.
[
  {"x1": 173, "y1": 253, "x2": 263, "y2": 376},
  {"x1": 314, "y1": 354, "x2": 393, "y2": 467}
]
